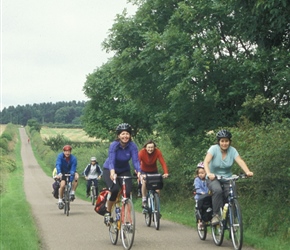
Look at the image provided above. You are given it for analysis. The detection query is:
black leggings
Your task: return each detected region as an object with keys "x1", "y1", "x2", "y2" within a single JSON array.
[{"x1": 103, "y1": 169, "x2": 132, "y2": 201}]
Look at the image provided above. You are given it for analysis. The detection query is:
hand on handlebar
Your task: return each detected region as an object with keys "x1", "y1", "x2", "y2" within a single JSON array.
[{"x1": 162, "y1": 173, "x2": 169, "y2": 178}]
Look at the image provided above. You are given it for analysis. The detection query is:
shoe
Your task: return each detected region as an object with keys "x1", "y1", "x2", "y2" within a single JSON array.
[
  {"x1": 104, "y1": 212, "x2": 111, "y2": 226},
  {"x1": 211, "y1": 214, "x2": 220, "y2": 225},
  {"x1": 58, "y1": 201, "x2": 64, "y2": 210},
  {"x1": 142, "y1": 208, "x2": 148, "y2": 214},
  {"x1": 70, "y1": 194, "x2": 75, "y2": 201},
  {"x1": 86, "y1": 193, "x2": 90, "y2": 198},
  {"x1": 198, "y1": 222, "x2": 204, "y2": 231},
  {"x1": 142, "y1": 201, "x2": 147, "y2": 208},
  {"x1": 137, "y1": 190, "x2": 141, "y2": 197}
]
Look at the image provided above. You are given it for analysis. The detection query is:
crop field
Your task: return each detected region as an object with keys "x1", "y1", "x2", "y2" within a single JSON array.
[
  {"x1": 0, "y1": 124, "x2": 7, "y2": 136},
  {"x1": 40, "y1": 127, "x2": 99, "y2": 142}
]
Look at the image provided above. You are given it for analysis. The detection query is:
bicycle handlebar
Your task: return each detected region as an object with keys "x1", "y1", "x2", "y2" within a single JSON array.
[{"x1": 215, "y1": 173, "x2": 248, "y2": 181}]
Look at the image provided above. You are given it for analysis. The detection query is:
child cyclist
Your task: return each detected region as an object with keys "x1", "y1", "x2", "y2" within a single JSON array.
[
  {"x1": 83, "y1": 156, "x2": 103, "y2": 198},
  {"x1": 193, "y1": 162, "x2": 208, "y2": 201},
  {"x1": 193, "y1": 162, "x2": 209, "y2": 230}
]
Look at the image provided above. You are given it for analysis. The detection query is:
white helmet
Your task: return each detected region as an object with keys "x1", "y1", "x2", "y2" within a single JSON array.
[{"x1": 90, "y1": 157, "x2": 97, "y2": 161}]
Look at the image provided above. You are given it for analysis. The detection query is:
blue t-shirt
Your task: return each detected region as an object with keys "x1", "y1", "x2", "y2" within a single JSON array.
[
  {"x1": 208, "y1": 144, "x2": 239, "y2": 178},
  {"x1": 103, "y1": 140, "x2": 140, "y2": 174}
]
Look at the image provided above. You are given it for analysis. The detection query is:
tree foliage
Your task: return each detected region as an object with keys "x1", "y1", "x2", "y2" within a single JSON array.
[{"x1": 82, "y1": 0, "x2": 290, "y2": 146}]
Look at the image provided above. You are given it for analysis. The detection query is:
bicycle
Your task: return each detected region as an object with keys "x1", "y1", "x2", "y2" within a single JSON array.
[
  {"x1": 89, "y1": 179, "x2": 97, "y2": 206},
  {"x1": 211, "y1": 174, "x2": 247, "y2": 250},
  {"x1": 194, "y1": 192, "x2": 213, "y2": 241},
  {"x1": 142, "y1": 173, "x2": 164, "y2": 230},
  {"x1": 63, "y1": 174, "x2": 71, "y2": 216},
  {"x1": 109, "y1": 176, "x2": 137, "y2": 250}
]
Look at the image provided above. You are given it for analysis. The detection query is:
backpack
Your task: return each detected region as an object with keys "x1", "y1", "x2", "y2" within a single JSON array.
[
  {"x1": 94, "y1": 188, "x2": 109, "y2": 216},
  {"x1": 52, "y1": 181, "x2": 60, "y2": 199}
]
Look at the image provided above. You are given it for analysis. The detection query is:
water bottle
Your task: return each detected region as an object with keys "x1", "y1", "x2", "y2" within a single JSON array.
[
  {"x1": 116, "y1": 206, "x2": 120, "y2": 221},
  {"x1": 222, "y1": 203, "x2": 229, "y2": 219}
]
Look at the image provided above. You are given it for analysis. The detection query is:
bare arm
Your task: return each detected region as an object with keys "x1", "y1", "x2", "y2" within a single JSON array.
[
  {"x1": 235, "y1": 155, "x2": 254, "y2": 176},
  {"x1": 203, "y1": 152, "x2": 215, "y2": 180}
]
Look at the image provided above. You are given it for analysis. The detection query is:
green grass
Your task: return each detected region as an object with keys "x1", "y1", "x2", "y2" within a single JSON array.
[{"x1": 0, "y1": 135, "x2": 41, "y2": 249}]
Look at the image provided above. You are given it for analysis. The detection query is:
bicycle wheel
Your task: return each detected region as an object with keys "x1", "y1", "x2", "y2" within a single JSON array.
[
  {"x1": 121, "y1": 199, "x2": 135, "y2": 250},
  {"x1": 91, "y1": 187, "x2": 96, "y2": 206},
  {"x1": 109, "y1": 204, "x2": 119, "y2": 245},
  {"x1": 197, "y1": 221, "x2": 207, "y2": 240},
  {"x1": 230, "y1": 200, "x2": 243, "y2": 250},
  {"x1": 153, "y1": 193, "x2": 160, "y2": 230},
  {"x1": 211, "y1": 218, "x2": 224, "y2": 246},
  {"x1": 144, "y1": 195, "x2": 151, "y2": 227},
  {"x1": 64, "y1": 186, "x2": 70, "y2": 216}
]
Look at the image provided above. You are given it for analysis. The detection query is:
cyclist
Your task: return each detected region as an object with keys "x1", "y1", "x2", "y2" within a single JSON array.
[
  {"x1": 102, "y1": 123, "x2": 141, "y2": 226},
  {"x1": 193, "y1": 162, "x2": 209, "y2": 230},
  {"x1": 193, "y1": 162, "x2": 208, "y2": 201},
  {"x1": 55, "y1": 145, "x2": 79, "y2": 209},
  {"x1": 138, "y1": 139, "x2": 169, "y2": 210},
  {"x1": 83, "y1": 156, "x2": 103, "y2": 198},
  {"x1": 203, "y1": 129, "x2": 253, "y2": 225}
]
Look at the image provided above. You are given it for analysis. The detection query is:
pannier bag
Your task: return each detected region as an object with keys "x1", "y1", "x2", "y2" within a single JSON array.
[
  {"x1": 197, "y1": 193, "x2": 213, "y2": 222},
  {"x1": 146, "y1": 173, "x2": 163, "y2": 190},
  {"x1": 52, "y1": 181, "x2": 60, "y2": 199},
  {"x1": 94, "y1": 188, "x2": 109, "y2": 216}
]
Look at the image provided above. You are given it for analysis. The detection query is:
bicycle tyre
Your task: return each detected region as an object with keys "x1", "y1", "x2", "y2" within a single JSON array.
[
  {"x1": 121, "y1": 199, "x2": 135, "y2": 250},
  {"x1": 153, "y1": 193, "x2": 160, "y2": 230},
  {"x1": 65, "y1": 185, "x2": 70, "y2": 216},
  {"x1": 197, "y1": 221, "x2": 207, "y2": 240},
  {"x1": 144, "y1": 195, "x2": 151, "y2": 227},
  {"x1": 230, "y1": 200, "x2": 243, "y2": 250},
  {"x1": 91, "y1": 187, "x2": 96, "y2": 206},
  {"x1": 211, "y1": 218, "x2": 224, "y2": 246},
  {"x1": 109, "y1": 203, "x2": 119, "y2": 245}
]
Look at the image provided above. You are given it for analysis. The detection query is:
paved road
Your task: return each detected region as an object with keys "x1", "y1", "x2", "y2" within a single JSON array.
[{"x1": 20, "y1": 128, "x2": 255, "y2": 250}]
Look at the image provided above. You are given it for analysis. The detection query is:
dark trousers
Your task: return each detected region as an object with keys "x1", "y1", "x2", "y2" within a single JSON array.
[
  {"x1": 87, "y1": 179, "x2": 99, "y2": 196},
  {"x1": 103, "y1": 169, "x2": 132, "y2": 201}
]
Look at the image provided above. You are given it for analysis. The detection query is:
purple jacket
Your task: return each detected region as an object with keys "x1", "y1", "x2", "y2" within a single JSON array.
[{"x1": 103, "y1": 140, "x2": 140, "y2": 174}]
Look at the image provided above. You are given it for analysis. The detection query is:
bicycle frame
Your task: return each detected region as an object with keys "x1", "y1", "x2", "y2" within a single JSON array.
[
  {"x1": 109, "y1": 176, "x2": 136, "y2": 250},
  {"x1": 90, "y1": 179, "x2": 96, "y2": 205},
  {"x1": 63, "y1": 174, "x2": 71, "y2": 216},
  {"x1": 211, "y1": 174, "x2": 245, "y2": 250}
]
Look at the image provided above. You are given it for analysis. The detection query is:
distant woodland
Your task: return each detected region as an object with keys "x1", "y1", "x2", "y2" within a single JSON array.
[{"x1": 0, "y1": 101, "x2": 86, "y2": 126}]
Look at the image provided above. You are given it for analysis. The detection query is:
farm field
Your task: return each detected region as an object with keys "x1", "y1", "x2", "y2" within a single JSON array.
[
  {"x1": 0, "y1": 124, "x2": 7, "y2": 136},
  {"x1": 40, "y1": 127, "x2": 98, "y2": 142}
]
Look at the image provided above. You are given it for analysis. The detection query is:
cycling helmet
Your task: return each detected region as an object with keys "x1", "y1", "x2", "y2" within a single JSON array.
[
  {"x1": 216, "y1": 129, "x2": 232, "y2": 140},
  {"x1": 90, "y1": 156, "x2": 97, "y2": 161},
  {"x1": 197, "y1": 162, "x2": 204, "y2": 168},
  {"x1": 63, "y1": 145, "x2": 72, "y2": 151},
  {"x1": 116, "y1": 123, "x2": 132, "y2": 135}
]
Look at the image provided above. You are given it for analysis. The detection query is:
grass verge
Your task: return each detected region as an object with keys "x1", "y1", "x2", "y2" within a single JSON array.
[{"x1": 0, "y1": 133, "x2": 41, "y2": 249}]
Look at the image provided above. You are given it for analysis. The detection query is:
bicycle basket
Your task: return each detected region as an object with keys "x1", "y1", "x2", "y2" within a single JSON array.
[{"x1": 146, "y1": 173, "x2": 163, "y2": 190}]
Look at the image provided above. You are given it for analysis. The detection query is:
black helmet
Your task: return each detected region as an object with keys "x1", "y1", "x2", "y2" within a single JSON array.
[
  {"x1": 116, "y1": 123, "x2": 132, "y2": 135},
  {"x1": 216, "y1": 129, "x2": 232, "y2": 140}
]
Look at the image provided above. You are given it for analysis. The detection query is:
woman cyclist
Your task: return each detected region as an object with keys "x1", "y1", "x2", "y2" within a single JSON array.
[
  {"x1": 203, "y1": 129, "x2": 253, "y2": 225},
  {"x1": 138, "y1": 139, "x2": 169, "y2": 209},
  {"x1": 102, "y1": 123, "x2": 141, "y2": 225}
]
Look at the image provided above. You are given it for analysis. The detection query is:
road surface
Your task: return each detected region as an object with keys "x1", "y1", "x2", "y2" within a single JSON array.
[{"x1": 20, "y1": 128, "x2": 254, "y2": 250}]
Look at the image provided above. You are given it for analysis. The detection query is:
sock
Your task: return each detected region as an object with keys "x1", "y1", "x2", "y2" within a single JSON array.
[
  {"x1": 71, "y1": 191, "x2": 75, "y2": 194},
  {"x1": 142, "y1": 197, "x2": 146, "y2": 202}
]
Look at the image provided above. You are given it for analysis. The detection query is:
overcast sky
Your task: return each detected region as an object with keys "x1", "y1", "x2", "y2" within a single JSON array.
[{"x1": 0, "y1": 0, "x2": 137, "y2": 111}]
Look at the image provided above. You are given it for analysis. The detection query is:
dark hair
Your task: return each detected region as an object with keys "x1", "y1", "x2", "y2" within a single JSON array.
[{"x1": 143, "y1": 139, "x2": 157, "y2": 148}]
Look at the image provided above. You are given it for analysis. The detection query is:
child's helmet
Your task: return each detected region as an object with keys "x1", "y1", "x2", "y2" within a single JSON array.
[
  {"x1": 90, "y1": 157, "x2": 97, "y2": 161},
  {"x1": 197, "y1": 162, "x2": 204, "y2": 168}
]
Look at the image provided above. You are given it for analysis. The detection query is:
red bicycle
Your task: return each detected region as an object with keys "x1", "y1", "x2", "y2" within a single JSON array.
[{"x1": 108, "y1": 176, "x2": 137, "y2": 250}]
